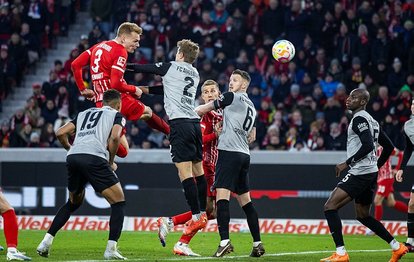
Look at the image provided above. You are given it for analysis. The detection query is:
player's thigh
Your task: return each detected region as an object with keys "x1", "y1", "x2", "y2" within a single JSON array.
[
  {"x1": 354, "y1": 173, "x2": 377, "y2": 206},
  {"x1": 385, "y1": 193, "x2": 396, "y2": 207},
  {"x1": 175, "y1": 161, "x2": 192, "y2": 181},
  {"x1": 373, "y1": 193, "x2": 385, "y2": 205},
  {"x1": 169, "y1": 120, "x2": 202, "y2": 163},
  {"x1": 0, "y1": 192, "x2": 12, "y2": 212},
  {"x1": 101, "y1": 182, "x2": 125, "y2": 205},
  {"x1": 234, "y1": 153, "x2": 251, "y2": 195},
  {"x1": 140, "y1": 106, "x2": 152, "y2": 120},
  {"x1": 192, "y1": 160, "x2": 203, "y2": 177},
  {"x1": 215, "y1": 150, "x2": 242, "y2": 193},
  {"x1": 120, "y1": 94, "x2": 145, "y2": 121},
  {"x1": 66, "y1": 154, "x2": 89, "y2": 194},
  {"x1": 82, "y1": 155, "x2": 120, "y2": 194},
  {"x1": 236, "y1": 192, "x2": 252, "y2": 207},
  {"x1": 216, "y1": 188, "x2": 231, "y2": 201},
  {"x1": 324, "y1": 187, "x2": 353, "y2": 210}
]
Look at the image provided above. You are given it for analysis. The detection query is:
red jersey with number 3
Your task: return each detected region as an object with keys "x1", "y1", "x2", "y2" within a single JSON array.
[{"x1": 88, "y1": 40, "x2": 129, "y2": 102}]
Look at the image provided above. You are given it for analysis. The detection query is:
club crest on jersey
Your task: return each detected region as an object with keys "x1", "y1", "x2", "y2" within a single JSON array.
[
  {"x1": 155, "y1": 62, "x2": 163, "y2": 67},
  {"x1": 121, "y1": 117, "x2": 126, "y2": 127},
  {"x1": 117, "y1": 57, "x2": 126, "y2": 67},
  {"x1": 357, "y1": 122, "x2": 368, "y2": 132}
]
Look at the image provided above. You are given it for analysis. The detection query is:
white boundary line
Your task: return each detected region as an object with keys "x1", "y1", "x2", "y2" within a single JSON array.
[{"x1": 69, "y1": 249, "x2": 392, "y2": 261}]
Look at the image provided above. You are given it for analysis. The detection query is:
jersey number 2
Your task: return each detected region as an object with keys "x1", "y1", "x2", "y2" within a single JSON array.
[
  {"x1": 91, "y1": 49, "x2": 103, "y2": 73},
  {"x1": 80, "y1": 111, "x2": 103, "y2": 130},
  {"x1": 183, "y1": 77, "x2": 194, "y2": 97}
]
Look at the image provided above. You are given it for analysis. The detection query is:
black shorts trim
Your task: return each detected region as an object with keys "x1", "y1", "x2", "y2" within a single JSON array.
[
  {"x1": 337, "y1": 172, "x2": 377, "y2": 205},
  {"x1": 67, "y1": 154, "x2": 119, "y2": 193},
  {"x1": 169, "y1": 119, "x2": 202, "y2": 163},
  {"x1": 214, "y1": 150, "x2": 250, "y2": 194}
]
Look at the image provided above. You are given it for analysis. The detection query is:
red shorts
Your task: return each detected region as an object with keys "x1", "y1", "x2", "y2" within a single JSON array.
[
  {"x1": 96, "y1": 93, "x2": 145, "y2": 121},
  {"x1": 203, "y1": 164, "x2": 216, "y2": 197},
  {"x1": 376, "y1": 178, "x2": 394, "y2": 197}
]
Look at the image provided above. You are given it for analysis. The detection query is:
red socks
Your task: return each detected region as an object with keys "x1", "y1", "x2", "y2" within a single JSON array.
[
  {"x1": 2, "y1": 209, "x2": 18, "y2": 248},
  {"x1": 374, "y1": 205, "x2": 383, "y2": 221},
  {"x1": 145, "y1": 113, "x2": 170, "y2": 135},
  {"x1": 171, "y1": 211, "x2": 192, "y2": 226},
  {"x1": 394, "y1": 201, "x2": 408, "y2": 213}
]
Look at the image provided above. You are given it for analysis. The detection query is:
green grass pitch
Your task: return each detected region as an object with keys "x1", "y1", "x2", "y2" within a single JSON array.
[{"x1": 0, "y1": 230, "x2": 412, "y2": 261}]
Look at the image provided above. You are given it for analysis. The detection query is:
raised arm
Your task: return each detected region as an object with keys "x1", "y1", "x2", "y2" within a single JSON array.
[
  {"x1": 127, "y1": 62, "x2": 171, "y2": 76},
  {"x1": 71, "y1": 50, "x2": 94, "y2": 98}
]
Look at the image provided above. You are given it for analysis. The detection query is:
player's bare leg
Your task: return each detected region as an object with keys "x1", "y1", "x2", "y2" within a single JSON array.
[
  {"x1": 405, "y1": 191, "x2": 414, "y2": 252},
  {"x1": 236, "y1": 192, "x2": 264, "y2": 257},
  {"x1": 354, "y1": 203, "x2": 408, "y2": 261},
  {"x1": 0, "y1": 193, "x2": 31, "y2": 261},
  {"x1": 101, "y1": 183, "x2": 127, "y2": 260},
  {"x1": 37, "y1": 191, "x2": 84, "y2": 258},
  {"x1": 141, "y1": 106, "x2": 170, "y2": 134},
  {"x1": 385, "y1": 193, "x2": 408, "y2": 213}
]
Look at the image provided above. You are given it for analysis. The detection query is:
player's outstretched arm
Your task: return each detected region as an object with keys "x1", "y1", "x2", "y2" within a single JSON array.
[
  {"x1": 127, "y1": 62, "x2": 170, "y2": 76},
  {"x1": 139, "y1": 85, "x2": 164, "y2": 95},
  {"x1": 195, "y1": 101, "x2": 215, "y2": 116},
  {"x1": 377, "y1": 129, "x2": 394, "y2": 169},
  {"x1": 55, "y1": 122, "x2": 76, "y2": 151}
]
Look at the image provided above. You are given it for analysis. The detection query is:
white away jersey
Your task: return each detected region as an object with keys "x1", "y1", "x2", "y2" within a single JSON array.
[
  {"x1": 162, "y1": 61, "x2": 200, "y2": 120},
  {"x1": 347, "y1": 110, "x2": 379, "y2": 175},
  {"x1": 68, "y1": 106, "x2": 125, "y2": 160}
]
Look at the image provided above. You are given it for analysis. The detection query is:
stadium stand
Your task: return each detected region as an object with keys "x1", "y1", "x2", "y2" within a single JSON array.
[{"x1": 0, "y1": 0, "x2": 413, "y2": 151}]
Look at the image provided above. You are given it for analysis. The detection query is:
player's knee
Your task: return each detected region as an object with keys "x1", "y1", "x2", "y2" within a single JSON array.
[
  {"x1": 323, "y1": 202, "x2": 337, "y2": 212},
  {"x1": 373, "y1": 198, "x2": 382, "y2": 206},
  {"x1": 386, "y1": 200, "x2": 395, "y2": 207},
  {"x1": 68, "y1": 201, "x2": 82, "y2": 213},
  {"x1": 408, "y1": 199, "x2": 414, "y2": 210}
]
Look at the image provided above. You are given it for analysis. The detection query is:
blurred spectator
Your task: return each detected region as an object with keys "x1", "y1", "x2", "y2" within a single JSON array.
[
  {"x1": 387, "y1": 57, "x2": 406, "y2": 97},
  {"x1": 8, "y1": 33, "x2": 28, "y2": 85},
  {"x1": 53, "y1": 108, "x2": 70, "y2": 133},
  {"x1": 90, "y1": 0, "x2": 112, "y2": 37},
  {"x1": 325, "y1": 122, "x2": 346, "y2": 150},
  {"x1": 41, "y1": 99, "x2": 59, "y2": 125},
  {"x1": 0, "y1": 119, "x2": 10, "y2": 147},
  {"x1": 20, "y1": 23, "x2": 40, "y2": 65},
  {"x1": 88, "y1": 24, "x2": 106, "y2": 47},
  {"x1": 0, "y1": 44, "x2": 17, "y2": 98}
]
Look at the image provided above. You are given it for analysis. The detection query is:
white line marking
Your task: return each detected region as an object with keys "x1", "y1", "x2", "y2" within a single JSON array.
[{"x1": 69, "y1": 249, "x2": 392, "y2": 261}]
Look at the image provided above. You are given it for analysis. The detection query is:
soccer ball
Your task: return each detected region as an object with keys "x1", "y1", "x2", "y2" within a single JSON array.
[{"x1": 272, "y1": 40, "x2": 295, "y2": 63}]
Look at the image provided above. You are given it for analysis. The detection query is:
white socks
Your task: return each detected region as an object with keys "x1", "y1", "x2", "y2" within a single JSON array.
[
  {"x1": 336, "y1": 246, "x2": 346, "y2": 256},
  {"x1": 253, "y1": 241, "x2": 261, "y2": 247},
  {"x1": 390, "y1": 239, "x2": 400, "y2": 250},
  {"x1": 7, "y1": 247, "x2": 17, "y2": 253},
  {"x1": 407, "y1": 237, "x2": 414, "y2": 245},
  {"x1": 106, "y1": 240, "x2": 117, "y2": 251},
  {"x1": 220, "y1": 239, "x2": 229, "y2": 247},
  {"x1": 192, "y1": 213, "x2": 201, "y2": 221},
  {"x1": 43, "y1": 233, "x2": 54, "y2": 245}
]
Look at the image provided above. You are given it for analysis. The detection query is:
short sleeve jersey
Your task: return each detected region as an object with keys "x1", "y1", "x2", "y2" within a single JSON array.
[{"x1": 68, "y1": 106, "x2": 126, "y2": 160}]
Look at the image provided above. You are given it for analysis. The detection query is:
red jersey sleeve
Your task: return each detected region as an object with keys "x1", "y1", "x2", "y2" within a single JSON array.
[
  {"x1": 110, "y1": 48, "x2": 136, "y2": 93},
  {"x1": 71, "y1": 49, "x2": 91, "y2": 92}
]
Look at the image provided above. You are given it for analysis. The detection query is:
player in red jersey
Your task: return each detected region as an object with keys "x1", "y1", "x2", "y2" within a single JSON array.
[
  {"x1": 71, "y1": 22, "x2": 169, "y2": 157},
  {"x1": 156, "y1": 80, "x2": 222, "y2": 256},
  {"x1": 0, "y1": 192, "x2": 31, "y2": 260},
  {"x1": 366, "y1": 147, "x2": 408, "y2": 235}
]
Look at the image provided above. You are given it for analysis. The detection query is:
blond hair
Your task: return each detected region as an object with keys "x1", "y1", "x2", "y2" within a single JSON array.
[
  {"x1": 117, "y1": 22, "x2": 142, "y2": 37},
  {"x1": 201, "y1": 79, "x2": 219, "y2": 92},
  {"x1": 177, "y1": 39, "x2": 199, "y2": 64}
]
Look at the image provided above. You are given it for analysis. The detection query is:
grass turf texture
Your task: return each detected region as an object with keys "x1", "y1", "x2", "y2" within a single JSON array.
[{"x1": 0, "y1": 231, "x2": 412, "y2": 261}]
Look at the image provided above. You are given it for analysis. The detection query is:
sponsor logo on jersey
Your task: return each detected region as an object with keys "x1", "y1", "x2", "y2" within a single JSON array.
[
  {"x1": 357, "y1": 122, "x2": 368, "y2": 132},
  {"x1": 155, "y1": 62, "x2": 163, "y2": 67},
  {"x1": 117, "y1": 57, "x2": 126, "y2": 67},
  {"x1": 91, "y1": 73, "x2": 103, "y2": 80}
]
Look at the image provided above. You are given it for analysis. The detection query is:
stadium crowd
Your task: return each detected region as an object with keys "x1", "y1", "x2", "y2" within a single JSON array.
[{"x1": 1, "y1": 0, "x2": 414, "y2": 151}]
